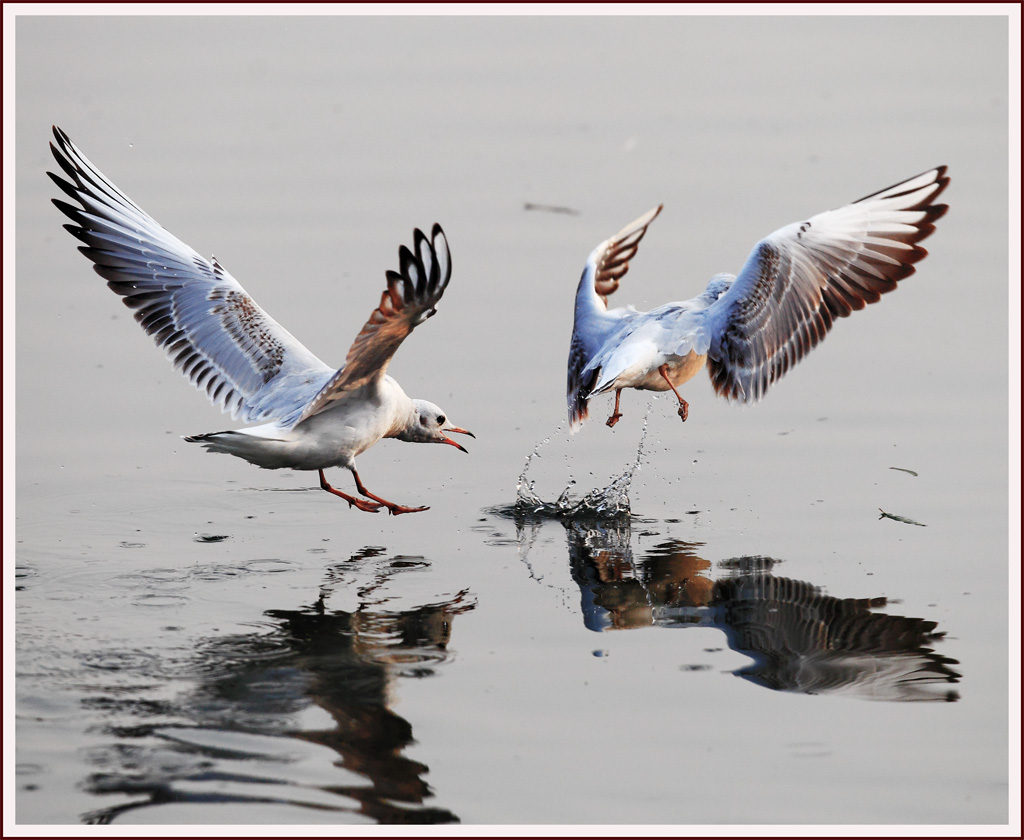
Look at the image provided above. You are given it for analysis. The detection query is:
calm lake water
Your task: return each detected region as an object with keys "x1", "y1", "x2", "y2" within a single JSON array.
[{"x1": 11, "y1": 12, "x2": 1014, "y2": 829}]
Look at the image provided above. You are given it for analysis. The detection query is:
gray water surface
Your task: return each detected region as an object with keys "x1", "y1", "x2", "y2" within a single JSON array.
[{"x1": 12, "y1": 13, "x2": 1012, "y2": 827}]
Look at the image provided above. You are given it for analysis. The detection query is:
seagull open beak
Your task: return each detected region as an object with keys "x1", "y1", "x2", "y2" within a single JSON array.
[{"x1": 440, "y1": 426, "x2": 474, "y2": 453}]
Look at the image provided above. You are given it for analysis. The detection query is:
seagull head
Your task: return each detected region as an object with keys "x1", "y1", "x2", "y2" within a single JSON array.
[
  {"x1": 701, "y1": 273, "x2": 734, "y2": 304},
  {"x1": 400, "y1": 400, "x2": 474, "y2": 452}
]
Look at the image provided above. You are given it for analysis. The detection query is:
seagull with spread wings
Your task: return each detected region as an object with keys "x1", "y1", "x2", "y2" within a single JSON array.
[
  {"x1": 567, "y1": 168, "x2": 949, "y2": 431},
  {"x1": 49, "y1": 126, "x2": 472, "y2": 514}
]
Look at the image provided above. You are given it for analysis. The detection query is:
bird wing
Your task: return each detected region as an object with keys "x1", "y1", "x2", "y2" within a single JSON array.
[
  {"x1": 48, "y1": 125, "x2": 334, "y2": 427},
  {"x1": 294, "y1": 223, "x2": 452, "y2": 424},
  {"x1": 703, "y1": 167, "x2": 949, "y2": 403},
  {"x1": 567, "y1": 205, "x2": 663, "y2": 429}
]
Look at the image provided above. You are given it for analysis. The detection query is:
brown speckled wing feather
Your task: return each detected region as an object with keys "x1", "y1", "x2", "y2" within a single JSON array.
[
  {"x1": 48, "y1": 126, "x2": 333, "y2": 427},
  {"x1": 705, "y1": 167, "x2": 949, "y2": 403},
  {"x1": 296, "y1": 224, "x2": 452, "y2": 423}
]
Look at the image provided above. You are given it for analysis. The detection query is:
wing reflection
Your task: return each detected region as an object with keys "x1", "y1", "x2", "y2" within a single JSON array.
[
  {"x1": 564, "y1": 521, "x2": 961, "y2": 702},
  {"x1": 83, "y1": 548, "x2": 473, "y2": 824}
]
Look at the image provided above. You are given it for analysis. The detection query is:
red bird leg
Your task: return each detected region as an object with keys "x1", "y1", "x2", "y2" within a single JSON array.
[
  {"x1": 353, "y1": 469, "x2": 430, "y2": 515},
  {"x1": 605, "y1": 389, "x2": 624, "y2": 427},
  {"x1": 658, "y1": 365, "x2": 689, "y2": 421},
  {"x1": 319, "y1": 470, "x2": 382, "y2": 512}
]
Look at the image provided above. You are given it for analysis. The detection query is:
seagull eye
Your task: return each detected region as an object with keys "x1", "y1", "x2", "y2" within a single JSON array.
[{"x1": 437, "y1": 415, "x2": 445, "y2": 425}]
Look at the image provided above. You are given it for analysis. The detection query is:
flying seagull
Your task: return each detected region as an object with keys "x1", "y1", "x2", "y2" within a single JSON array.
[
  {"x1": 567, "y1": 168, "x2": 949, "y2": 430},
  {"x1": 49, "y1": 126, "x2": 472, "y2": 514}
]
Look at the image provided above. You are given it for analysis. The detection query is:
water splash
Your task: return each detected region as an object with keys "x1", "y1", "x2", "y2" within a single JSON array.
[{"x1": 512, "y1": 415, "x2": 650, "y2": 521}]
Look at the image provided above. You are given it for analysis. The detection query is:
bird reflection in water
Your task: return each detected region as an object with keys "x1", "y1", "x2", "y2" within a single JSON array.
[
  {"x1": 82, "y1": 548, "x2": 473, "y2": 825},
  {"x1": 561, "y1": 521, "x2": 961, "y2": 702}
]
